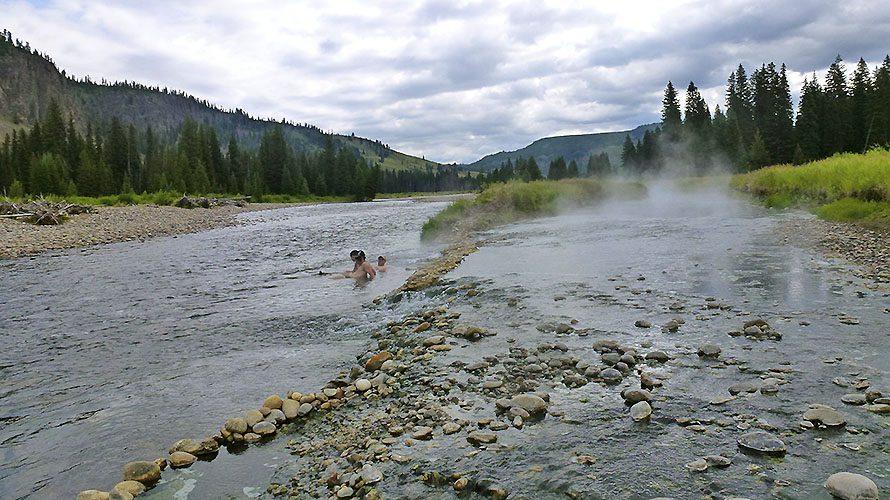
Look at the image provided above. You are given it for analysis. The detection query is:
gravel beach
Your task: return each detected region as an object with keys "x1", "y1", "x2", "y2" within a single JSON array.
[
  {"x1": 0, "y1": 203, "x2": 293, "y2": 260},
  {"x1": 777, "y1": 216, "x2": 890, "y2": 286}
]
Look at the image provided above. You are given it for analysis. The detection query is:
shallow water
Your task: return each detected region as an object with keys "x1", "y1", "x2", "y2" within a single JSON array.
[
  {"x1": 0, "y1": 198, "x2": 450, "y2": 499},
  {"x1": 404, "y1": 182, "x2": 889, "y2": 498}
]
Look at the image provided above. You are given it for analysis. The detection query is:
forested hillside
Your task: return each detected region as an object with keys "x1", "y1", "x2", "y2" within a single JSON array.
[{"x1": 0, "y1": 30, "x2": 478, "y2": 199}]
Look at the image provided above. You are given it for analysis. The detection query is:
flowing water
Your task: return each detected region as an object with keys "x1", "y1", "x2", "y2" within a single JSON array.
[
  {"x1": 0, "y1": 198, "x2": 452, "y2": 499},
  {"x1": 2, "y1": 186, "x2": 888, "y2": 499}
]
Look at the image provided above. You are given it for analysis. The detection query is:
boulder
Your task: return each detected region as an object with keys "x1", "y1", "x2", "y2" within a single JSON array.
[
  {"x1": 77, "y1": 491, "x2": 110, "y2": 500},
  {"x1": 697, "y1": 344, "x2": 721, "y2": 358},
  {"x1": 803, "y1": 405, "x2": 847, "y2": 427},
  {"x1": 169, "y1": 451, "x2": 197, "y2": 468},
  {"x1": 823, "y1": 472, "x2": 879, "y2": 500},
  {"x1": 282, "y1": 399, "x2": 300, "y2": 419},
  {"x1": 467, "y1": 431, "x2": 497, "y2": 445},
  {"x1": 737, "y1": 431, "x2": 786, "y2": 456},
  {"x1": 245, "y1": 409, "x2": 264, "y2": 427},
  {"x1": 634, "y1": 319, "x2": 652, "y2": 328},
  {"x1": 111, "y1": 481, "x2": 145, "y2": 497},
  {"x1": 224, "y1": 417, "x2": 248, "y2": 434},
  {"x1": 122, "y1": 461, "x2": 161, "y2": 485},
  {"x1": 630, "y1": 401, "x2": 652, "y2": 421},
  {"x1": 263, "y1": 394, "x2": 283, "y2": 410},
  {"x1": 509, "y1": 394, "x2": 548, "y2": 416},
  {"x1": 252, "y1": 421, "x2": 276, "y2": 436},
  {"x1": 168, "y1": 437, "x2": 217, "y2": 456}
]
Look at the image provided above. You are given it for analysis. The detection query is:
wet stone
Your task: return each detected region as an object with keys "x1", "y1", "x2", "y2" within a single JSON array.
[
  {"x1": 630, "y1": 401, "x2": 652, "y2": 421},
  {"x1": 245, "y1": 409, "x2": 263, "y2": 427},
  {"x1": 467, "y1": 431, "x2": 498, "y2": 445},
  {"x1": 263, "y1": 394, "x2": 283, "y2": 410},
  {"x1": 360, "y1": 464, "x2": 383, "y2": 484},
  {"x1": 169, "y1": 451, "x2": 197, "y2": 468},
  {"x1": 635, "y1": 319, "x2": 652, "y2": 328},
  {"x1": 698, "y1": 344, "x2": 722, "y2": 358},
  {"x1": 355, "y1": 379, "x2": 372, "y2": 392},
  {"x1": 225, "y1": 417, "x2": 248, "y2": 434},
  {"x1": 297, "y1": 402, "x2": 314, "y2": 416},
  {"x1": 443, "y1": 422, "x2": 462, "y2": 434},
  {"x1": 252, "y1": 421, "x2": 276, "y2": 436},
  {"x1": 509, "y1": 394, "x2": 548, "y2": 416},
  {"x1": 645, "y1": 351, "x2": 669, "y2": 363},
  {"x1": 600, "y1": 368, "x2": 622, "y2": 384},
  {"x1": 601, "y1": 352, "x2": 621, "y2": 365},
  {"x1": 841, "y1": 394, "x2": 867, "y2": 405},
  {"x1": 621, "y1": 389, "x2": 652, "y2": 404},
  {"x1": 803, "y1": 405, "x2": 847, "y2": 427},
  {"x1": 686, "y1": 459, "x2": 708, "y2": 472},
  {"x1": 111, "y1": 481, "x2": 145, "y2": 497},
  {"x1": 412, "y1": 426, "x2": 433, "y2": 440},
  {"x1": 824, "y1": 472, "x2": 880, "y2": 500},
  {"x1": 122, "y1": 461, "x2": 161, "y2": 485},
  {"x1": 77, "y1": 490, "x2": 110, "y2": 500},
  {"x1": 728, "y1": 382, "x2": 759, "y2": 395},
  {"x1": 737, "y1": 431, "x2": 786, "y2": 456}
]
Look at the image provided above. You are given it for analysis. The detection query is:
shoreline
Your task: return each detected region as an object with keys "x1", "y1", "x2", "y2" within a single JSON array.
[{"x1": 0, "y1": 202, "x2": 297, "y2": 260}]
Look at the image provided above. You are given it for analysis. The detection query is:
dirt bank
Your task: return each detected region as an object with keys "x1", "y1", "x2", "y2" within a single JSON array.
[{"x1": 0, "y1": 203, "x2": 293, "y2": 260}]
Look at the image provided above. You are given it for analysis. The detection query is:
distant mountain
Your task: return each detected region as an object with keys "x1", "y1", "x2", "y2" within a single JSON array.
[
  {"x1": 464, "y1": 124, "x2": 659, "y2": 174},
  {"x1": 0, "y1": 34, "x2": 438, "y2": 171}
]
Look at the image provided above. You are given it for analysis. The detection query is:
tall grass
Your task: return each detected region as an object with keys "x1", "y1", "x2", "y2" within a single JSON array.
[
  {"x1": 421, "y1": 178, "x2": 613, "y2": 240},
  {"x1": 730, "y1": 148, "x2": 890, "y2": 228}
]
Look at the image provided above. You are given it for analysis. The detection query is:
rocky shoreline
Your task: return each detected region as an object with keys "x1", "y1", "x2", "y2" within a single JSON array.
[
  {"x1": 0, "y1": 203, "x2": 294, "y2": 260},
  {"x1": 777, "y1": 215, "x2": 890, "y2": 287}
]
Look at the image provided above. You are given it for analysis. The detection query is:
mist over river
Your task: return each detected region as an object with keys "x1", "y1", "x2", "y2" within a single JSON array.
[{"x1": 1, "y1": 185, "x2": 888, "y2": 499}]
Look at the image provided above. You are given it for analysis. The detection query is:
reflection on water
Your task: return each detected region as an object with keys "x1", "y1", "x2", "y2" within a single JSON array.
[{"x1": 0, "y1": 199, "x2": 448, "y2": 499}]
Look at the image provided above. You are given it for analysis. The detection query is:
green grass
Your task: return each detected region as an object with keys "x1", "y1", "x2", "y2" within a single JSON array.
[
  {"x1": 421, "y1": 178, "x2": 631, "y2": 240},
  {"x1": 730, "y1": 148, "x2": 890, "y2": 228}
]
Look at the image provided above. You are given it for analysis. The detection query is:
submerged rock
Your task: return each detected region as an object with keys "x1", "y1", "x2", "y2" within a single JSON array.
[
  {"x1": 737, "y1": 431, "x2": 786, "y2": 456},
  {"x1": 803, "y1": 405, "x2": 847, "y2": 427},
  {"x1": 698, "y1": 344, "x2": 722, "y2": 358},
  {"x1": 634, "y1": 319, "x2": 652, "y2": 328},
  {"x1": 360, "y1": 464, "x2": 383, "y2": 484},
  {"x1": 467, "y1": 431, "x2": 498, "y2": 445},
  {"x1": 122, "y1": 461, "x2": 161, "y2": 485},
  {"x1": 630, "y1": 401, "x2": 652, "y2": 421},
  {"x1": 111, "y1": 481, "x2": 144, "y2": 497},
  {"x1": 621, "y1": 389, "x2": 651, "y2": 404},
  {"x1": 685, "y1": 459, "x2": 708, "y2": 472},
  {"x1": 509, "y1": 394, "x2": 548, "y2": 416},
  {"x1": 600, "y1": 368, "x2": 622, "y2": 384},
  {"x1": 824, "y1": 472, "x2": 879, "y2": 500}
]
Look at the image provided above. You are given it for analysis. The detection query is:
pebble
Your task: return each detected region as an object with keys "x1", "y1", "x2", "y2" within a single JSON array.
[
  {"x1": 630, "y1": 401, "x2": 652, "y2": 421},
  {"x1": 77, "y1": 490, "x2": 110, "y2": 500},
  {"x1": 728, "y1": 382, "x2": 759, "y2": 395},
  {"x1": 245, "y1": 409, "x2": 263, "y2": 427},
  {"x1": 365, "y1": 351, "x2": 393, "y2": 371},
  {"x1": 704, "y1": 455, "x2": 732, "y2": 467},
  {"x1": 111, "y1": 481, "x2": 145, "y2": 497},
  {"x1": 645, "y1": 351, "x2": 669, "y2": 362},
  {"x1": 621, "y1": 389, "x2": 652, "y2": 404},
  {"x1": 824, "y1": 472, "x2": 879, "y2": 500},
  {"x1": 336, "y1": 485, "x2": 354, "y2": 498},
  {"x1": 454, "y1": 477, "x2": 469, "y2": 491},
  {"x1": 282, "y1": 399, "x2": 300, "y2": 419},
  {"x1": 297, "y1": 402, "x2": 314, "y2": 416},
  {"x1": 355, "y1": 378, "x2": 372, "y2": 392},
  {"x1": 263, "y1": 394, "x2": 283, "y2": 410},
  {"x1": 443, "y1": 422, "x2": 462, "y2": 434},
  {"x1": 634, "y1": 319, "x2": 652, "y2": 328}
]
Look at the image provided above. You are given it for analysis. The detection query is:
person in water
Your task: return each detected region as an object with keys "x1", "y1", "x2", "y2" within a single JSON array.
[
  {"x1": 350, "y1": 251, "x2": 376, "y2": 280},
  {"x1": 336, "y1": 249, "x2": 361, "y2": 277},
  {"x1": 376, "y1": 255, "x2": 387, "y2": 272}
]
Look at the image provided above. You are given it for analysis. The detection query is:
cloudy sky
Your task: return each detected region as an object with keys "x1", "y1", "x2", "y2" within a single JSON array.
[{"x1": 3, "y1": 0, "x2": 890, "y2": 163}]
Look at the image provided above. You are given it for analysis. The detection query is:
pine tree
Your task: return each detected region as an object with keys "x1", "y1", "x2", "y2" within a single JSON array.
[
  {"x1": 850, "y1": 57, "x2": 874, "y2": 151},
  {"x1": 873, "y1": 56, "x2": 890, "y2": 146},
  {"x1": 823, "y1": 55, "x2": 850, "y2": 154},
  {"x1": 42, "y1": 99, "x2": 67, "y2": 157},
  {"x1": 621, "y1": 135, "x2": 638, "y2": 173},
  {"x1": 547, "y1": 156, "x2": 568, "y2": 180},
  {"x1": 795, "y1": 75, "x2": 824, "y2": 162},
  {"x1": 567, "y1": 159, "x2": 579, "y2": 178},
  {"x1": 746, "y1": 130, "x2": 771, "y2": 170},
  {"x1": 106, "y1": 117, "x2": 128, "y2": 189},
  {"x1": 526, "y1": 157, "x2": 543, "y2": 180},
  {"x1": 662, "y1": 81, "x2": 682, "y2": 141}
]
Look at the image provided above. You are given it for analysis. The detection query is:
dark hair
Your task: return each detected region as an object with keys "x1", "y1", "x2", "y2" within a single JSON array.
[
  {"x1": 356, "y1": 250, "x2": 366, "y2": 263},
  {"x1": 378, "y1": 255, "x2": 386, "y2": 262},
  {"x1": 349, "y1": 249, "x2": 360, "y2": 258}
]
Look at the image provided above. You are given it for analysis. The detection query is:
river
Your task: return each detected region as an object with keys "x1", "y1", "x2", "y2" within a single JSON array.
[
  {"x1": 2, "y1": 185, "x2": 888, "y2": 499},
  {"x1": 0, "y1": 198, "x2": 450, "y2": 499}
]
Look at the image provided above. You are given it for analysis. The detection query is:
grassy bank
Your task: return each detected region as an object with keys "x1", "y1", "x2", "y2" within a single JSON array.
[
  {"x1": 421, "y1": 178, "x2": 639, "y2": 240},
  {"x1": 1, "y1": 191, "x2": 350, "y2": 207},
  {"x1": 730, "y1": 149, "x2": 890, "y2": 228}
]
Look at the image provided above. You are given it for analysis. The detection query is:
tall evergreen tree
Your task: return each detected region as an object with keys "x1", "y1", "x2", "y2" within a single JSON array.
[
  {"x1": 661, "y1": 81, "x2": 682, "y2": 141},
  {"x1": 873, "y1": 56, "x2": 890, "y2": 146},
  {"x1": 850, "y1": 57, "x2": 874, "y2": 151},
  {"x1": 823, "y1": 55, "x2": 850, "y2": 154},
  {"x1": 795, "y1": 75, "x2": 824, "y2": 162},
  {"x1": 106, "y1": 117, "x2": 129, "y2": 189}
]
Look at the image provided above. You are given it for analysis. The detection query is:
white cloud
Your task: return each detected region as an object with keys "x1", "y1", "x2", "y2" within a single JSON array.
[{"x1": 2, "y1": 0, "x2": 889, "y2": 163}]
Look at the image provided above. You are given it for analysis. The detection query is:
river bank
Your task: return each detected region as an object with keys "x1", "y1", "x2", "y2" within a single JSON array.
[{"x1": 0, "y1": 203, "x2": 296, "y2": 260}]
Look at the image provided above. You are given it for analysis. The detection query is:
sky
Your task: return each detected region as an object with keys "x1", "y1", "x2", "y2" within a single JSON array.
[{"x1": 3, "y1": 0, "x2": 890, "y2": 163}]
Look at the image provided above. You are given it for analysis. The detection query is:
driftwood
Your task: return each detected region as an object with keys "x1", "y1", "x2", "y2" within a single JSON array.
[
  {"x1": 174, "y1": 195, "x2": 250, "y2": 209},
  {"x1": 0, "y1": 199, "x2": 94, "y2": 225}
]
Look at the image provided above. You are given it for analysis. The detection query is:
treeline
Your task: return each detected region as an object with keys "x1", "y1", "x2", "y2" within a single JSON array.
[
  {"x1": 482, "y1": 151, "x2": 613, "y2": 183},
  {"x1": 380, "y1": 168, "x2": 479, "y2": 193},
  {"x1": 622, "y1": 55, "x2": 890, "y2": 173},
  {"x1": 0, "y1": 100, "x2": 386, "y2": 200}
]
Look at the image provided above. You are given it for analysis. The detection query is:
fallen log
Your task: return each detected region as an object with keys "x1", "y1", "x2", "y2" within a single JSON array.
[
  {"x1": 0, "y1": 199, "x2": 93, "y2": 225},
  {"x1": 174, "y1": 195, "x2": 250, "y2": 209}
]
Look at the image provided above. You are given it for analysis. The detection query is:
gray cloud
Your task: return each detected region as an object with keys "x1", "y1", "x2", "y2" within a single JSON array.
[{"x1": 2, "y1": 0, "x2": 889, "y2": 163}]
